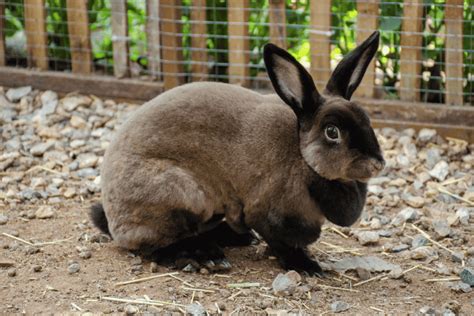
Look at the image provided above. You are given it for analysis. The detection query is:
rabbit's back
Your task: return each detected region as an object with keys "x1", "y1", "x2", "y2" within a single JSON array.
[{"x1": 100, "y1": 82, "x2": 309, "y2": 249}]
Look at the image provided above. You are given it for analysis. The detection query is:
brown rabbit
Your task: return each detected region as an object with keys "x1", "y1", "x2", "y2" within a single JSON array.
[{"x1": 91, "y1": 31, "x2": 384, "y2": 275}]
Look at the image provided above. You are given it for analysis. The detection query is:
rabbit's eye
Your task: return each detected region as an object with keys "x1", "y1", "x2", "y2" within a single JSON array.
[{"x1": 325, "y1": 125, "x2": 341, "y2": 142}]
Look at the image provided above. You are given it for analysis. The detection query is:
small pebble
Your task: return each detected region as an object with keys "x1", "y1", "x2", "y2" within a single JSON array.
[
  {"x1": 35, "y1": 206, "x2": 55, "y2": 219},
  {"x1": 150, "y1": 262, "x2": 159, "y2": 273},
  {"x1": 68, "y1": 262, "x2": 80, "y2": 274},
  {"x1": 7, "y1": 268, "x2": 17, "y2": 277},
  {"x1": 330, "y1": 300, "x2": 350, "y2": 313},
  {"x1": 272, "y1": 270, "x2": 302, "y2": 295},
  {"x1": 186, "y1": 303, "x2": 206, "y2": 316},
  {"x1": 356, "y1": 231, "x2": 380, "y2": 245},
  {"x1": 459, "y1": 267, "x2": 474, "y2": 286},
  {"x1": 32, "y1": 265, "x2": 42, "y2": 272},
  {"x1": 410, "y1": 246, "x2": 437, "y2": 260},
  {"x1": 124, "y1": 304, "x2": 139, "y2": 315},
  {"x1": 79, "y1": 251, "x2": 92, "y2": 259},
  {"x1": 0, "y1": 214, "x2": 8, "y2": 225}
]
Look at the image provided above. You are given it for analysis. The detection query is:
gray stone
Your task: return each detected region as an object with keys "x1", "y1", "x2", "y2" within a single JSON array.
[
  {"x1": 30, "y1": 141, "x2": 54, "y2": 156},
  {"x1": 70, "y1": 115, "x2": 87, "y2": 128},
  {"x1": 451, "y1": 252, "x2": 464, "y2": 263},
  {"x1": 448, "y1": 281, "x2": 472, "y2": 293},
  {"x1": 272, "y1": 270, "x2": 301, "y2": 295},
  {"x1": 391, "y1": 243, "x2": 410, "y2": 253},
  {"x1": 6, "y1": 86, "x2": 32, "y2": 102},
  {"x1": 186, "y1": 303, "x2": 206, "y2": 316},
  {"x1": 324, "y1": 256, "x2": 400, "y2": 273},
  {"x1": 39, "y1": 90, "x2": 58, "y2": 116},
  {"x1": 5, "y1": 139, "x2": 21, "y2": 151},
  {"x1": 67, "y1": 262, "x2": 80, "y2": 274},
  {"x1": 0, "y1": 214, "x2": 8, "y2": 225},
  {"x1": 459, "y1": 268, "x2": 474, "y2": 286},
  {"x1": 403, "y1": 142, "x2": 417, "y2": 159},
  {"x1": 418, "y1": 128, "x2": 437, "y2": 143},
  {"x1": 429, "y1": 161, "x2": 449, "y2": 181},
  {"x1": 411, "y1": 234, "x2": 428, "y2": 249},
  {"x1": 356, "y1": 231, "x2": 379, "y2": 245},
  {"x1": 368, "y1": 185, "x2": 383, "y2": 195},
  {"x1": 32, "y1": 265, "x2": 42, "y2": 272},
  {"x1": 404, "y1": 195, "x2": 425, "y2": 208},
  {"x1": 396, "y1": 154, "x2": 410, "y2": 168},
  {"x1": 79, "y1": 251, "x2": 92, "y2": 259},
  {"x1": 76, "y1": 153, "x2": 98, "y2": 169},
  {"x1": 456, "y1": 208, "x2": 470, "y2": 225},
  {"x1": 410, "y1": 246, "x2": 438, "y2": 260},
  {"x1": 76, "y1": 168, "x2": 98, "y2": 178},
  {"x1": 35, "y1": 206, "x2": 55, "y2": 219},
  {"x1": 61, "y1": 96, "x2": 90, "y2": 112},
  {"x1": 7, "y1": 268, "x2": 17, "y2": 277},
  {"x1": 124, "y1": 304, "x2": 139, "y2": 315},
  {"x1": 391, "y1": 207, "x2": 420, "y2": 226},
  {"x1": 432, "y1": 219, "x2": 451, "y2": 239},
  {"x1": 369, "y1": 176, "x2": 391, "y2": 186},
  {"x1": 330, "y1": 301, "x2": 350, "y2": 313},
  {"x1": 419, "y1": 306, "x2": 437, "y2": 315},
  {"x1": 425, "y1": 148, "x2": 442, "y2": 168}
]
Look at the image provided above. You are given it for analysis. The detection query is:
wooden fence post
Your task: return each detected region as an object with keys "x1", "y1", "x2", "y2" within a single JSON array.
[
  {"x1": 399, "y1": 0, "x2": 423, "y2": 102},
  {"x1": 228, "y1": 0, "x2": 250, "y2": 87},
  {"x1": 24, "y1": 0, "x2": 48, "y2": 70},
  {"x1": 66, "y1": 0, "x2": 93, "y2": 74},
  {"x1": 355, "y1": 0, "x2": 379, "y2": 98},
  {"x1": 190, "y1": 0, "x2": 208, "y2": 81},
  {"x1": 0, "y1": 3, "x2": 5, "y2": 66},
  {"x1": 160, "y1": 0, "x2": 185, "y2": 89},
  {"x1": 310, "y1": 0, "x2": 331, "y2": 91},
  {"x1": 111, "y1": 0, "x2": 130, "y2": 78},
  {"x1": 445, "y1": 0, "x2": 464, "y2": 106},
  {"x1": 147, "y1": 1, "x2": 161, "y2": 79},
  {"x1": 269, "y1": 0, "x2": 286, "y2": 49}
]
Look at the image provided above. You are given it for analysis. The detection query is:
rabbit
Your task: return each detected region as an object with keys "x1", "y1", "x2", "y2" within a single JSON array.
[{"x1": 90, "y1": 31, "x2": 385, "y2": 275}]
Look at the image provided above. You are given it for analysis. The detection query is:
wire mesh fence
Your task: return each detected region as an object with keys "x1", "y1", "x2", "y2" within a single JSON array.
[{"x1": 0, "y1": 0, "x2": 472, "y2": 105}]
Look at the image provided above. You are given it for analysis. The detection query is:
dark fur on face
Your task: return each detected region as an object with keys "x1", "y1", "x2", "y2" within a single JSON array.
[{"x1": 300, "y1": 97, "x2": 384, "y2": 182}]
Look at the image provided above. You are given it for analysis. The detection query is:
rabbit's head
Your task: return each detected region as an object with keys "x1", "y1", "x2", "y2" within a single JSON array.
[{"x1": 264, "y1": 31, "x2": 385, "y2": 182}]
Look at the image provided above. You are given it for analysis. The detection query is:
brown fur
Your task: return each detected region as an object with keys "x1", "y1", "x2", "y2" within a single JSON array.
[
  {"x1": 101, "y1": 83, "x2": 324, "y2": 249},
  {"x1": 98, "y1": 32, "x2": 384, "y2": 273}
]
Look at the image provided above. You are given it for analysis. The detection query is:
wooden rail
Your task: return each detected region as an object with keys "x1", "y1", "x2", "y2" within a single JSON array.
[
  {"x1": 269, "y1": 0, "x2": 287, "y2": 49},
  {"x1": 309, "y1": 0, "x2": 331, "y2": 90},
  {"x1": 445, "y1": 0, "x2": 464, "y2": 106},
  {"x1": 66, "y1": 0, "x2": 92, "y2": 74},
  {"x1": 355, "y1": 0, "x2": 379, "y2": 98},
  {"x1": 190, "y1": 0, "x2": 208, "y2": 81},
  {"x1": 146, "y1": 1, "x2": 161, "y2": 79},
  {"x1": 0, "y1": 3, "x2": 5, "y2": 66},
  {"x1": 228, "y1": 0, "x2": 250, "y2": 87},
  {"x1": 110, "y1": 0, "x2": 129, "y2": 78},
  {"x1": 0, "y1": 0, "x2": 470, "y2": 138},
  {"x1": 160, "y1": 0, "x2": 185, "y2": 89},
  {"x1": 399, "y1": 0, "x2": 423, "y2": 102},
  {"x1": 24, "y1": 0, "x2": 48, "y2": 70}
]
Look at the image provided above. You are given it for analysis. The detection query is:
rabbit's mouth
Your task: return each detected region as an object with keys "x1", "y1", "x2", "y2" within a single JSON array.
[{"x1": 345, "y1": 156, "x2": 385, "y2": 181}]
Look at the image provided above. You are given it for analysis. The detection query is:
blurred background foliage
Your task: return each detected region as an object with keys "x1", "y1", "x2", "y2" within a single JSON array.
[{"x1": 3, "y1": 0, "x2": 473, "y2": 103}]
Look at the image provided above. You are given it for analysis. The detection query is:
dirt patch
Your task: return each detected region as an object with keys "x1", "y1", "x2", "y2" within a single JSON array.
[{"x1": 1, "y1": 87, "x2": 473, "y2": 314}]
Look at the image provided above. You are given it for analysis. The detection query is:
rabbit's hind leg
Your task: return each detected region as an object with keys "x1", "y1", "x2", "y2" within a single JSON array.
[{"x1": 150, "y1": 233, "x2": 232, "y2": 273}]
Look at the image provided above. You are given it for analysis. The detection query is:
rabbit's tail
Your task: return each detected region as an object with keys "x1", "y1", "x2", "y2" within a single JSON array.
[{"x1": 90, "y1": 203, "x2": 111, "y2": 236}]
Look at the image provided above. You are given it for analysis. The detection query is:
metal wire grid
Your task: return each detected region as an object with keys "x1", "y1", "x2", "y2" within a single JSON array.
[{"x1": 1, "y1": 0, "x2": 472, "y2": 104}]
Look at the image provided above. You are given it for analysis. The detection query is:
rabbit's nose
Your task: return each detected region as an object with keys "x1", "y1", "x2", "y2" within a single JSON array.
[{"x1": 370, "y1": 158, "x2": 385, "y2": 174}]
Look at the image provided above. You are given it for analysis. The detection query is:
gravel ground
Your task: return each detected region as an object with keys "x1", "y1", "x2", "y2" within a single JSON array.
[{"x1": 0, "y1": 86, "x2": 473, "y2": 315}]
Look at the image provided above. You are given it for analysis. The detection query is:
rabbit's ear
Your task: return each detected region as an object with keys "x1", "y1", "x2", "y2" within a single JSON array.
[
  {"x1": 264, "y1": 43, "x2": 321, "y2": 118},
  {"x1": 325, "y1": 31, "x2": 380, "y2": 100}
]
